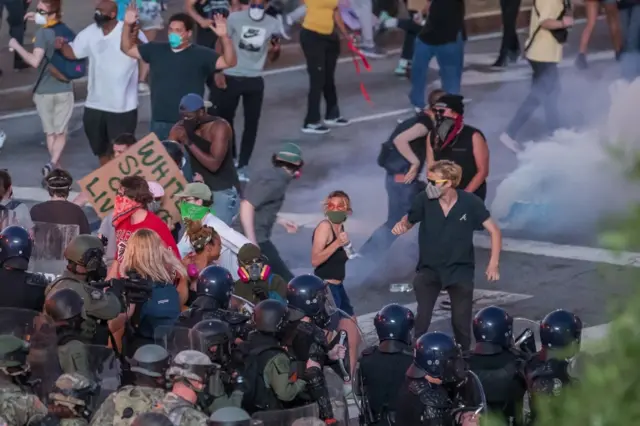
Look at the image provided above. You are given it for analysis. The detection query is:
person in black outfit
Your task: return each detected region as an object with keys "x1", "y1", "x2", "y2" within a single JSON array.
[
  {"x1": 493, "y1": 0, "x2": 522, "y2": 68},
  {"x1": 356, "y1": 303, "x2": 414, "y2": 426},
  {"x1": 392, "y1": 160, "x2": 502, "y2": 350},
  {"x1": 467, "y1": 306, "x2": 527, "y2": 425},
  {"x1": 0, "y1": 225, "x2": 48, "y2": 311},
  {"x1": 184, "y1": 0, "x2": 231, "y2": 49},
  {"x1": 426, "y1": 94, "x2": 489, "y2": 201}
]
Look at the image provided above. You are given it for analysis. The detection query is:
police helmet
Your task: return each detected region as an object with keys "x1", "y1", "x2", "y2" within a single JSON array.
[
  {"x1": 0, "y1": 225, "x2": 32, "y2": 270},
  {"x1": 133, "y1": 412, "x2": 175, "y2": 426},
  {"x1": 407, "y1": 332, "x2": 465, "y2": 383},
  {"x1": 167, "y1": 350, "x2": 214, "y2": 384},
  {"x1": 473, "y1": 306, "x2": 514, "y2": 354},
  {"x1": 50, "y1": 373, "x2": 96, "y2": 418},
  {"x1": 196, "y1": 265, "x2": 235, "y2": 309},
  {"x1": 286, "y1": 274, "x2": 327, "y2": 319},
  {"x1": 130, "y1": 344, "x2": 171, "y2": 378},
  {"x1": 0, "y1": 334, "x2": 29, "y2": 371},
  {"x1": 64, "y1": 235, "x2": 106, "y2": 277},
  {"x1": 45, "y1": 288, "x2": 85, "y2": 321},
  {"x1": 374, "y1": 303, "x2": 415, "y2": 344},
  {"x1": 540, "y1": 309, "x2": 582, "y2": 356},
  {"x1": 208, "y1": 407, "x2": 252, "y2": 426},
  {"x1": 189, "y1": 319, "x2": 232, "y2": 363},
  {"x1": 254, "y1": 299, "x2": 288, "y2": 334},
  {"x1": 161, "y1": 140, "x2": 185, "y2": 169}
]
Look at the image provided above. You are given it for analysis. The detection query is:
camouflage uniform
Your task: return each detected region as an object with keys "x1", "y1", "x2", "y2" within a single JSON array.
[
  {"x1": 153, "y1": 392, "x2": 209, "y2": 426},
  {"x1": 90, "y1": 386, "x2": 167, "y2": 426},
  {"x1": 47, "y1": 373, "x2": 95, "y2": 426}
]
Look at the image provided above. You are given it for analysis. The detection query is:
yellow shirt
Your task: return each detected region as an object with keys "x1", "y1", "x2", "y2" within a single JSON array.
[
  {"x1": 303, "y1": 0, "x2": 339, "y2": 35},
  {"x1": 525, "y1": 0, "x2": 564, "y2": 63}
]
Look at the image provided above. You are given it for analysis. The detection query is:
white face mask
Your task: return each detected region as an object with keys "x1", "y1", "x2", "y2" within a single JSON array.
[
  {"x1": 34, "y1": 13, "x2": 48, "y2": 26},
  {"x1": 249, "y1": 7, "x2": 265, "y2": 21}
]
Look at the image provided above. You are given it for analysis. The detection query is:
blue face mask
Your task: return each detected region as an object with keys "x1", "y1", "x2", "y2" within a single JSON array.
[{"x1": 168, "y1": 32, "x2": 182, "y2": 49}]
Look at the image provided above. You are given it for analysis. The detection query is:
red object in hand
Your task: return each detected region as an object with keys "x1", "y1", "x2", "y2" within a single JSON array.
[{"x1": 346, "y1": 41, "x2": 373, "y2": 105}]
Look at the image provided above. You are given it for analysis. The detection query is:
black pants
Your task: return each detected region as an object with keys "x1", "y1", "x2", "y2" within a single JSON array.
[
  {"x1": 412, "y1": 268, "x2": 473, "y2": 350},
  {"x1": 0, "y1": 0, "x2": 26, "y2": 68},
  {"x1": 259, "y1": 239, "x2": 294, "y2": 282},
  {"x1": 505, "y1": 60, "x2": 560, "y2": 138},
  {"x1": 498, "y1": 0, "x2": 522, "y2": 55},
  {"x1": 300, "y1": 28, "x2": 341, "y2": 125},
  {"x1": 399, "y1": 12, "x2": 422, "y2": 61},
  {"x1": 210, "y1": 75, "x2": 265, "y2": 168},
  {"x1": 83, "y1": 107, "x2": 138, "y2": 157}
]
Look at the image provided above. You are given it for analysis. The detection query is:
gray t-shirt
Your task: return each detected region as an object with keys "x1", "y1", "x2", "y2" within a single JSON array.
[
  {"x1": 97, "y1": 212, "x2": 116, "y2": 268},
  {"x1": 224, "y1": 11, "x2": 280, "y2": 78},
  {"x1": 33, "y1": 27, "x2": 74, "y2": 95},
  {"x1": 240, "y1": 166, "x2": 292, "y2": 242}
]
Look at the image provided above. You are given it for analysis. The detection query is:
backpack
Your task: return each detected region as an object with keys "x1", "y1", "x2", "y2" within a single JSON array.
[
  {"x1": 136, "y1": 283, "x2": 181, "y2": 339},
  {"x1": 241, "y1": 345, "x2": 288, "y2": 414},
  {"x1": 112, "y1": 386, "x2": 166, "y2": 426},
  {"x1": 267, "y1": 275, "x2": 285, "y2": 303},
  {"x1": 377, "y1": 115, "x2": 421, "y2": 175},
  {"x1": 34, "y1": 23, "x2": 87, "y2": 91}
]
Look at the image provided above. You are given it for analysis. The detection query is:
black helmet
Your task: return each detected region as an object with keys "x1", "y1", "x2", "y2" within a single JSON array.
[
  {"x1": 0, "y1": 226, "x2": 32, "y2": 270},
  {"x1": 472, "y1": 306, "x2": 514, "y2": 354},
  {"x1": 540, "y1": 309, "x2": 582, "y2": 357},
  {"x1": 196, "y1": 266, "x2": 235, "y2": 310},
  {"x1": 286, "y1": 274, "x2": 329, "y2": 327},
  {"x1": 189, "y1": 319, "x2": 232, "y2": 364},
  {"x1": 407, "y1": 332, "x2": 465, "y2": 383},
  {"x1": 374, "y1": 304, "x2": 414, "y2": 345},
  {"x1": 162, "y1": 140, "x2": 185, "y2": 169},
  {"x1": 130, "y1": 344, "x2": 171, "y2": 378},
  {"x1": 253, "y1": 299, "x2": 288, "y2": 334},
  {"x1": 45, "y1": 288, "x2": 85, "y2": 321},
  {"x1": 132, "y1": 412, "x2": 175, "y2": 426}
]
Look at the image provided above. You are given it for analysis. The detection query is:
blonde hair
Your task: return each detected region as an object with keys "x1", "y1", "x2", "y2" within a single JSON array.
[
  {"x1": 429, "y1": 160, "x2": 463, "y2": 188},
  {"x1": 121, "y1": 229, "x2": 187, "y2": 283},
  {"x1": 323, "y1": 190, "x2": 352, "y2": 213}
]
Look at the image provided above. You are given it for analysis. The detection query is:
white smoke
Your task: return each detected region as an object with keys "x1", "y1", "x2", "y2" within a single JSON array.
[{"x1": 491, "y1": 79, "x2": 640, "y2": 239}]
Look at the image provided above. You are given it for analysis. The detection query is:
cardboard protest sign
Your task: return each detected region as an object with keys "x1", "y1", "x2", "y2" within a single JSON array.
[{"x1": 78, "y1": 133, "x2": 187, "y2": 225}]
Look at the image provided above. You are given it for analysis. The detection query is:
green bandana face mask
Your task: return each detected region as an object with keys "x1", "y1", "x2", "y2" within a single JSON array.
[
  {"x1": 180, "y1": 202, "x2": 210, "y2": 221},
  {"x1": 326, "y1": 211, "x2": 347, "y2": 224}
]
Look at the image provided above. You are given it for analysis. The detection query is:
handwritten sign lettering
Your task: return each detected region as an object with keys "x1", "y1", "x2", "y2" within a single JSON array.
[{"x1": 79, "y1": 133, "x2": 187, "y2": 223}]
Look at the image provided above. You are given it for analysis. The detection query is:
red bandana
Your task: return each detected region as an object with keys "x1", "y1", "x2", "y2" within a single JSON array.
[{"x1": 112, "y1": 195, "x2": 142, "y2": 229}]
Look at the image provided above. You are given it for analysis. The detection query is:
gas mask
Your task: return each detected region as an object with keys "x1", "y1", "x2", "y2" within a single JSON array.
[{"x1": 238, "y1": 261, "x2": 271, "y2": 282}]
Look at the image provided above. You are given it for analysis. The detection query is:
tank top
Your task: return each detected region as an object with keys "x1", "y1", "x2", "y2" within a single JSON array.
[
  {"x1": 194, "y1": 0, "x2": 230, "y2": 19},
  {"x1": 312, "y1": 221, "x2": 348, "y2": 281},
  {"x1": 431, "y1": 124, "x2": 487, "y2": 200},
  {"x1": 186, "y1": 116, "x2": 239, "y2": 192}
]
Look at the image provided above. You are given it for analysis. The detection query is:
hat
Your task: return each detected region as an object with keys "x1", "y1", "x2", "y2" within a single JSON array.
[
  {"x1": 179, "y1": 93, "x2": 205, "y2": 113},
  {"x1": 275, "y1": 141, "x2": 303, "y2": 165},
  {"x1": 147, "y1": 181, "x2": 165, "y2": 198},
  {"x1": 238, "y1": 243, "x2": 262, "y2": 263},
  {"x1": 174, "y1": 182, "x2": 212, "y2": 202},
  {"x1": 434, "y1": 94, "x2": 464, "y2": 115}
]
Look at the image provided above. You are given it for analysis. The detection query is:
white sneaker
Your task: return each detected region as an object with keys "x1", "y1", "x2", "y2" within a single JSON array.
[
  {"x1": 138, "y1": 82, "x2": 150, "y2": 93},
  {"x1": 499, "y1": 132, "x2": 522, "y2": 153},
  {"x1": 0, "y1": 130, "x2": 5, "y2": 150}
]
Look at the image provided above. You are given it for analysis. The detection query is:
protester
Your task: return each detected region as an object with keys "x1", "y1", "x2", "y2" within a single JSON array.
[
  {"x1": 8, "y1": 0, "x2": 74, "y2": 178},
  {"x1": 499, "y1": 0, "x2": 573, "y2": 152},
  {"x1": 169, "y1": 94, "x2": 240, "y2": 225},
  {"x1": 238, "y1": 142, "x2": 303, "y2": 282},
  {"x1": 120, "y1": 4, "x2": 238, "y2": 140},
  {"x1": 211, "y1": 0, "x2": 282, "y2": 182},
  {"x1": 392, "y1": 160, "x2": 502, "y2": 350},
  {"x1": 55, "y1": 0, "x2": 145, "y2": 166},
  {"x1": 111, "y1": 132, "x2": 138, "y2": 158},
  {"x1": 0, "y1": 0, "x2": 28, "y2": 74},
  {"x1": 492, "y1": 0, "x2": 521, "y2": 68},
  {"x1": 409, "y1": 0, "x2": 465, "y2": 109},
  {"x1": 576, "y1": 0, "x2": 621, "y2": 69},
  {"x1": 181, "y1": 219, "x2": 223, "y2": 303},
  {"x1": 394, "y1": 6, "x2": 424, "y2": 77},
  {"x1": 619, "y1": 0, "x2": 640, "y2": 80},
  {"x1": 300, "y1": 0, "x2": 352, "y2": 134},
  {"x1": 30, "y1": 169, "x2": 91, "y2": 235},
  {"x1": 426, "y1": 94, "x2": 489, "y2": 201},
  {"x1": 0, "y1": 170, "x2": 34, "y2": 231},
  {"x1": 137, "y1": 0, "x2": 165, "y2": 92},
  {"x1": 233, "y1": 242, "x2": 287, "y2": 304},
  {"x1": 175, "y1": 182, "x2": 250, "y2": 279},
  {"x1": 184, "y1": 0, "x2": 233, "y2": 49}
]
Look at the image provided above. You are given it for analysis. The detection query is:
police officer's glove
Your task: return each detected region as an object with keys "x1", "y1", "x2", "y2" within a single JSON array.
[{"x1": 252, "y1": 286, "x2": 268, "y2": 301}]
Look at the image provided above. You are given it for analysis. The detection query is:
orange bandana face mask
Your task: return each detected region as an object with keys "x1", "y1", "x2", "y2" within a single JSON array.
[{"x1": 112, "y1": 195, "x2": 142, "y2": 228}]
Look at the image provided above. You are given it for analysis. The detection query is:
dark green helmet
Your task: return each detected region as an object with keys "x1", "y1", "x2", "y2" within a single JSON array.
[
  {"x1": 64, "y1": 235, "x2": 104, "y2": 269},
  {"x1": 45, "y1": 288, "x2": 84, "y2": 321},
  {"x1": 0, "y1": 335, "x2": 29, "y2": 369},
  {"x1": 130, "y1": 344, "x2": 171, "y2": 378}
]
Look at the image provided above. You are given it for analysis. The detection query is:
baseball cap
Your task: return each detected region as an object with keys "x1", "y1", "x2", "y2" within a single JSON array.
[
  {"x1": 174, "y1": 182, "x2": 212, "y2": 202},
  {"x1": 147, "y1": 181, "x2": 165, "y2": 199},
  {"x1": 179, "y1": 93, "x2": 205, "y2": 113},
  {"x1": 434, "y1": 94, "x2": 464, "y2": 115},
  {"x1": 274, "y1": 141, "x2": 303, "y2": 165}
]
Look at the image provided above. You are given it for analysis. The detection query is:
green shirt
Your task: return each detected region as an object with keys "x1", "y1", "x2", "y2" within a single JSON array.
[
  {"x1": 233, "y1": 274, "x2": 287, "y2": 305},
  {"x1": 263, "y1": 352, "x2": 307, "y2": 402}
]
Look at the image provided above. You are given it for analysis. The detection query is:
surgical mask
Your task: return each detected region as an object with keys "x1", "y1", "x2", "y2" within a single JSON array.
[
  {"x1": 94, "y1": 11, "x2": 113, "y2": 27},
  {"x1": 326, "y1": 211, "x2": 347, "y2": 224},
  {"x1": 168, "y1": 32, "x2": 183, "y2": 49},
  {"x1": 425, "y1": 182, "x2": 442, "y2": 199},
  {"x1": 34, "y1": 13, "x2": 48, "y2": 26},
  {"x1": 180, "y1": 201, "x2": 209, "y2": 221},
  {"x1": 148, "y1": 200, "x2": 162, "y2": 213},
  {"x1": 249, "y1": 6, "x2": 265, "y2": 21}
]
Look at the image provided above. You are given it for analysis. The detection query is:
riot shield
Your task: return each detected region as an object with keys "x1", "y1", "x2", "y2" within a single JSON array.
[
  {"x1": 230, "y1": 294, "x2": 255, "y2": 316},
  {"x1": 0, "y1": 210, "x2": 22, "y2": 230},
  {"x1": 452, "y1": 370, "x2": 487, "y2": 425},
  {"x1": 154, "y1": 325, "x2": 194, "y2": 356},
  {"x1": 0, "y1": 308, "x2": 58, "y2": 402},
  {"x1": 513, "y1": 318, "x2": 541, "y2": 355},
  {"x1": 30, "y1": 222, "x2": 79, "y2": 276},
  {"x1": 83, "y1": 344, "x2": 121, "y2": 409}
]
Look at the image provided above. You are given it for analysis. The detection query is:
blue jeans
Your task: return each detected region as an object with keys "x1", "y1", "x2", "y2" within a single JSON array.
[
  {"x1": 328, "y1": 283, "x2": 355, "y2": 316},
  {"x1": 620, "y1": 5, "x2": 640, "y2": 81},
  {"x1": 409, "y1": 34, "x2": 464, "y2": 109},
  {"x1": 150, "y1": 120, "x2": 193, "y2": 183},
  {"x1": 212, "y1": 187, "x2": 239, "y2": 225}
]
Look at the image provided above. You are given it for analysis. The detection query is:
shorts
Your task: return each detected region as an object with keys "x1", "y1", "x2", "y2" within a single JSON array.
[
  {"x1": 328, "y1": 283, "x2": 355, "y2": 316},
  {"x1": 83, "y1": 107, "x2": 138, "y2": 157},
  {"x1": 33, "y1": 92, "x2": 74, "y2": 134}
]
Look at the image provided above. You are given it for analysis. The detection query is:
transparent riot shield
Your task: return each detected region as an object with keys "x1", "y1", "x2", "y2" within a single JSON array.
[
  {"x1": 154, "y1": 325, "x2": 195, "y2": 356},
  {"x1": 84, "y1": 344, "x2": 121, "y2": 409},
  {"x1": 513, "y1": 318, "x2": 541, "y2": 355},
  {"x1": 230, "y1": 294, "x2": 255, "y2": 316},
  {"x1": 251, "y1": 403, "x2": 322, "y2": 426},
  {"x1": 452, "y1": 370, "x2": 487, "y2": 425},
  {"x1": 0, "y1": 210, "x2": 22, "y2": 230},
  {"x1": 0, "y1": 308, "x2": 58, "y2": 402},
  {"x1": 30, "y1": 222, "x2": 79, "y2": 276}
]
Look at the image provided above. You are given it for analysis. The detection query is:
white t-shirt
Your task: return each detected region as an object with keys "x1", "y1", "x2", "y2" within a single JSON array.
[
  {"x1": 70, "y1": 22, "x2": 147, "y2": 113},
  {"x1": 178, "y1": 213, "x2": 252, "y2": 281}
]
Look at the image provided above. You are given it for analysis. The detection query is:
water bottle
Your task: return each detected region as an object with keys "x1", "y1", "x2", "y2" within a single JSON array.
[
  {"x1": 390, "y1": 283, "x2": 414, "y2": 293},
  {"x1": 343, "y1": 241, "x2": 357, "y2": 259}
]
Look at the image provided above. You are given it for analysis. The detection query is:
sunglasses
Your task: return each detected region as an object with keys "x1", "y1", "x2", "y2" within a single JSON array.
[{"x1": 427, "y1": 178, "x2": 448, "y2": 186}]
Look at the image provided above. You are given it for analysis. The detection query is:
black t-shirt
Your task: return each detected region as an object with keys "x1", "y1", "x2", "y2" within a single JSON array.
[
  {"x1": 418, "y1": 0, "x2": 466, "y2": 45},
  {"x1": 30, "y1": 200, "x2": 91, "y2": 235},
  {"x1": 139, "y1": 42, "x2": 220, "y2": 123},
  {"x1": 407, "y1": 190, "x2": 490, "y2": 285}
]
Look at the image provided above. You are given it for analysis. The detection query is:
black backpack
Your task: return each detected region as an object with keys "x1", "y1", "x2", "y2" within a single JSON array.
[
  {"x1": 241, "y1": 345, "x2": 289, "y2": 414},
  {"x1": 377, "y1": 115, "x2": 422, "y2": 175}
]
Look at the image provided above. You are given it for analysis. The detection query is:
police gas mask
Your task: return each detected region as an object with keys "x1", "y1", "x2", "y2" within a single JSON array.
[
  {"x1": 82, "y1": 248, "x2": 107, "y2": 282},
  {"x1": 94, "y1": 10, "x2": 114, "y2": 27}
]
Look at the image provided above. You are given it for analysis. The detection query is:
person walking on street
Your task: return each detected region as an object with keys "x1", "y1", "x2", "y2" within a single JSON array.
[
  {"x1": 492, "y1": 0, "x2": 522, "y2": 68},
  {"x1": 185, "y1": 0, "x2": 233, "y2": 49},
  {"x1": 0, "y1": 0, "x2": 29, "y2": 73},
  {"x1": 575, "y1": 0, "x2": 622, "y2": 70},
  {"x1": 391, "y1": 160, "x2": 502, "y2": 350},
  {"x1": 211, "y1": 0, "x2": 282, "y2": 183}
]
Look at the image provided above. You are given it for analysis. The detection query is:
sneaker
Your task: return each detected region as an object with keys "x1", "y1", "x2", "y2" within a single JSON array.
[
  {"x1": 276, "y1": 14, "x2": 292, "y2": 41},
  {"x1": 42, "y1": 162, "x2": 53, "y2": 177},
  {"x1": 324, "y1": 117, "x2": 350, "y2": 126},
  {"x1": 301, "y1": 123, "x2": 331, "y2": 134},
  {"x1": 138, "y1": 82, "x2": 150, "y2": 93},
  {"x1": 394, "y1": 59, "x2": 409, "y2": 77},
  {"x1": 359, "y1": 45, "x2": 387, "y2": 59},
  {"x1": 499, "y1": 132, "x2": 522, "y2": 153},
  {"x1": 0, "y1": 130, "x2": 5, "y2": 150},
  {"x1": 575, "y1": 53, "x2": 588, "y2": 70},
  {"x1": 237, "y1": 166, "x2": 250, "y2": 182}
]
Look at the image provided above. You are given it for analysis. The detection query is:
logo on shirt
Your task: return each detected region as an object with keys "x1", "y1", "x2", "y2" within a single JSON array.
[
  {"x1": 239, "y1": 25, "x2": 267, "y2": 53},
  {"x1": 460, "y1": 214, "x2": 467, "y2": 221}
]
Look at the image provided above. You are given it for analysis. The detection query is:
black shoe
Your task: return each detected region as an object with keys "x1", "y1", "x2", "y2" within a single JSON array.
[
  {"x1": 491, "y1": 56, "x2": 509, "y2": 69},
  {"x1": 508, "y1": 49, "x2": 521, "y2": 63},
  {"x1": 575, "y1": 53, "x2": 588, "y2": 70}
]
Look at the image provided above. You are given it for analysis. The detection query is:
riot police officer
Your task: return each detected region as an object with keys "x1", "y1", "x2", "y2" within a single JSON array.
[
  {"x1": 91, "y1": 344, "x2": 170, "y2": 425},
  {"x1": 44, "y1": 288, "x2": 93, "y2": 379},
  {"x1": 395, "y1": 332, "x2": 466, "y2": 425},
  {"x1": 179, "y1": 266, "x2": 251, "y2": 340},
  {"x1": 0, "y1": 225, "x2": 48, "y2": 311},
  {"x1": 45, "y1": 235, "x2": 122, "y2": 346},
  {"x1": 467, "y1": 306, "x2": 527, "y2": 425},
  {"x1": 241, "y1": 299, "x2": 307, "y2": 414},
  {"x1": 356, "y1": 303, "x2": 415, "y2": 425}
]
